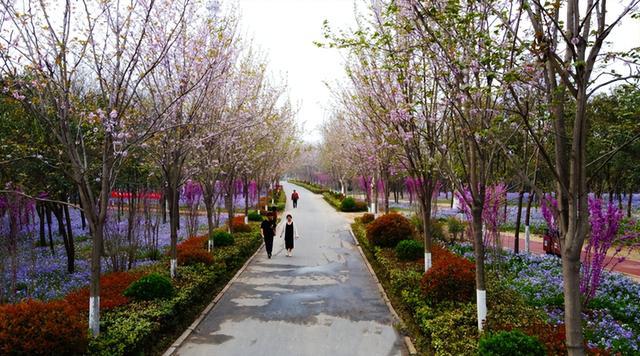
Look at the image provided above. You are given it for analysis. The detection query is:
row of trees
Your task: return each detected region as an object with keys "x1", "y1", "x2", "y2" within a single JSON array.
[
  {"x1": 318, "y1": 0, "x2": 639, "y2": 354},
  {"x1": 0, "y1": 0, "x2": 297, "y2": 336}
]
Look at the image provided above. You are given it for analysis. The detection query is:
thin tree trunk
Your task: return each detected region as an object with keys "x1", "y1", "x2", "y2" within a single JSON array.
[
  {"x1": 45, "y1": 204, "x2": 55, "y2": 255},
  {"x1": 514, "y1": 189, "x2": 525, "y2": 254},
  {"x1": 63, "y1": 202, "x2": 76, "y2": 273},
  {"x1": 37, "y1": 203, "x2": 46, "y2": 247},
  {"x1": 628, "y1": 190, "x2": 633, "y2": 218},
  {"x1": 167, "y1": 182, "x2": 179, "y2": 278}
]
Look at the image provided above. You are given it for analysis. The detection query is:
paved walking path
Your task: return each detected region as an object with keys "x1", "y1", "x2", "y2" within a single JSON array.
[{"x1": 173, "y1": 182, "x2": 406, "y2": 356}]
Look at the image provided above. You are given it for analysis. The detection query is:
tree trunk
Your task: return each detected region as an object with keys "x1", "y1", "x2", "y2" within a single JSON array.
[
  {"x1": 562, "y1": 249, "x2": 584, "y2": 354},
  {"x1": 36, "y1": 203, "x2": 46, "y2": 247},
  {"x1": 420, "y1": 197, "x2": 433, "y2": 272},
  {"x1": 161, "y1": 191, "x2": 167, "y2": 224},
  {"x1": 524, "y1": 191, "x2": 535, "y2": 254},
  {"x1": 472, "y1": 205, "x2": 487, "y2": 331},
  {"x1": 63, "y1": 203, "x2": 76, "y2": 273},
  {"x1": 513, "y1": 189, "x2": 525, "y2": 254},
  {"x1": 628, "y1": 190, "x2": 633, "y2": 218},
  {"x1": 167, "y1": 183, "x2": 179, "y2": 278},
  {"x1": 244, "y1": 179, "x2": 250, "y2": 221},
  {"x1": 45, "y1": 205, "x2": 55, "y2": 255}
]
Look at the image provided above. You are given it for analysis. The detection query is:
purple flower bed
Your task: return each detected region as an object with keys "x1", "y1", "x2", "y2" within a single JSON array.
[
  {"x1": 448, "y1": 243, "x2": 640, "y2": 354},
  {"x1": 1, "y1": 207, "x2": 225, "y2": 303}
]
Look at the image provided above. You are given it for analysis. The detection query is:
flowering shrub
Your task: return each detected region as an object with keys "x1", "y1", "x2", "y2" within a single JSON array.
[
  {"x1": 478, "y1": 330, "x2": 546, "y2": 356},
  {"x1": 0, "y1": 299, "x2": 88, "y2": 355},
  {"x1": 420, "y1": 254, "x2": 475, "y2": 304},
  {"x1": 395, "y1": 240, "x2": 423, "y2": 261},
  {"x1": 581, "y1": 197, "x2": 639, "y2": 305},
  {"x1": 366, "y1": 213, "x2": 414, "y2": 247},
  {"x1": 65, "y1": 271, "x2": 143, "y2": 312}
]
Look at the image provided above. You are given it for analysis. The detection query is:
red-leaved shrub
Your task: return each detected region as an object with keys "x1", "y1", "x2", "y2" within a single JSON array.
[
  {"x1": 231, "y1": 221, "x2": 252, "y2": 233},
  {"x1": 176, "y1": 236, "x2": 213, "y2": 266},
  {"x1": 232, "y1": 215, "x2": 246, "y2": 225},
  {"x1": 420, "y1": 254, "x2": 475, "y2": 304},
  {"x1": 0, "y1": 299, "x2": 88, "y2": 355},
  {"x1": 66, "y1": 271, "x2": 143, "y2": 312},
  {"x1": 178, "y1": 236, "x2": 208, "y2": 250},
  {"x1": 361, "y1": 213, "x2": 375, "y2": 224},
  {"x1": 366, "y1": 213, "x2": 415, "y2": 247}
]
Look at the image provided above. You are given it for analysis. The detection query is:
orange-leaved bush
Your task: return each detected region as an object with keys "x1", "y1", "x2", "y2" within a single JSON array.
[
  {"x1": 66, "y1": 271, "x2": 143, "y2": 312},
  {"x1": 177, "y1": 236, "x2": 213, "y2": 266},
  {"x1": 366, "y1": 213, "x2": 414, "y2": 247},
  {"x1": 361, "y1": 213, "x2": 375, "y2": 224},
  {"x1": 420, "y1": 254, "x2": 475, "y2": 304},
  {"x1": 231, "y1": 221, "x2": 252, "y2": 233},
  {"x1": 0, "y1": 299, "x2": 88, "y2": 355}
]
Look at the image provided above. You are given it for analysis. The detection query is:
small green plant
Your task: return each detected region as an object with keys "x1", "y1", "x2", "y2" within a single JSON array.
[
  {"x1": 447, "y1": 217, "x2": 465, "y2": 240},
  {"x1": 341, "y1": 197, "x2": 357, "y2": 211},
  {"x1": 212, "y1": 231, "x2": 235, "y2": 246},
  {"x1": 395, "y1": 240, "x2": 423, "y2": 261},
  {"x1": 247, "y1": 211, "x2": 263, "y2": 221},
  {"x1": 123, "y1": 273, "x2": 174, "y2": 301},
  {"x1": 478, "y1": 330, "x2": 546, "y2": 356}
]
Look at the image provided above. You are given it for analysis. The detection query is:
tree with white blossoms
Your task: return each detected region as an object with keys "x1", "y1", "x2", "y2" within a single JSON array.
[
  {"x1": 0, "y1": 0, "x2": 193, "y2": 336},
  {"x1": 319, "y1": 114, "x2": 355, "y2": 195},
  {"x1": 325, "y1": 1, "x2": 446, "y2": 268},
  {"x1": 142, "y1": 1, "x2": 238, "y2": 278}
]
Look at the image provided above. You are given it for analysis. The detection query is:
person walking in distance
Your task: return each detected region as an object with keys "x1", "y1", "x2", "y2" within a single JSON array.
[
  {"x1": 260, "y1": 215, "x2": 276, "y2": 259},
  {"x1": 280, "y1": 214, "x2": 299, "y2": 257},
  {"x1": 291, "y1": 190, "x2": 300, "y2": 208}
]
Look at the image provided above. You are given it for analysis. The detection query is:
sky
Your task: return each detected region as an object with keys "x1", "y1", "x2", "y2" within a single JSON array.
[
  {"x1": 233, "y1": 0, "x2": 358, "y2": 143},
  {"x1": 232, "y1": 0, "x2": 640, "y2": 144}
]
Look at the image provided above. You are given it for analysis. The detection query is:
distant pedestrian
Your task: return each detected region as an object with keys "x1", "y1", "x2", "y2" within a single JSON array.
[
  {"x1": 291, "y1": 190, "x2": 300, "y2": 208},
  {"x1": 261, "y1": 215, "x2": 276, "y2": 259},
  {"x1": 280, "y1": 214, "x2": 299, "y2": 257}
]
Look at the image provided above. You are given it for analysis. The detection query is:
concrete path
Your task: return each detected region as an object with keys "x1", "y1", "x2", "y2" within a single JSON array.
[{"x1": 174, "y1": 182, "x2": 406, "y2": 356}]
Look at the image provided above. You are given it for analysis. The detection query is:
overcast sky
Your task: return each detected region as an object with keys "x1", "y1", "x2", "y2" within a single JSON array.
[
  {"x1": 233, "y1": 0, "x2": 356, "y2": 143},
  {"x1": 232, "y1": 0, "x2": 639, "y2": 143}
]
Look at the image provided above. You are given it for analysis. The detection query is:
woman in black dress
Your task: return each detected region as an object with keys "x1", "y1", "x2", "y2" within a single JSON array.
[
  {"x1": 260, "y1": 215, "x2": 276, "y2": 259},
  {"x1": 280, "y1": 214, "x2": 299, "y2": 257}
]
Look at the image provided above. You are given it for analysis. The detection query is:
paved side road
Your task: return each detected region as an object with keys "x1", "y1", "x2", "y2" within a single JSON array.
[{"x1": 173, "y1": 182, "x2": 406, "y2": 356}]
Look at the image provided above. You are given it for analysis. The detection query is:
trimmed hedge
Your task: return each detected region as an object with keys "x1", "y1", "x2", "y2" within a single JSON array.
[
  {"x1": 247, "y1": 211, "x2": 263, "y2": 221},
  {"x1": 89, "y1": 224, "x2": 263, "y2": 355},
  {"x1": 478, "y1": 330, "x2": 546, "y2": 356},
  {"x1": 288, "y1": 180, "x2": 328, "y2": 194},
  {"x1": 395, "y1": 240, "x2": 423, "y2": 261},
  {"x1": 124, "y1": 273, "x2": 174, "y2": 301},
  {"x1": 212, "y1": 230, "x2": 234, "y2": 247}
]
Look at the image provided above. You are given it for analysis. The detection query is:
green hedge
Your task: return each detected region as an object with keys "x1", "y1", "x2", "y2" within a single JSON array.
[
  {"x1": 288, "y1": 180, "x2": 328, "y2": 194},
  {"x1": 88, "y1": 224, "x2": 263, "y2": 355},
  {"x1": 322, "y1": 192, "x2": 368, "y2": 212}
]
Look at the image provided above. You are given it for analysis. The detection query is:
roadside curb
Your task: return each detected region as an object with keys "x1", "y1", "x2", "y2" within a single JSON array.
[
  {"x1": 162, "y1": 241, "x2": 265, "y2": 356},
  {"x1": 348, "y1": 228, "x2": 417, "y2": 355}
]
